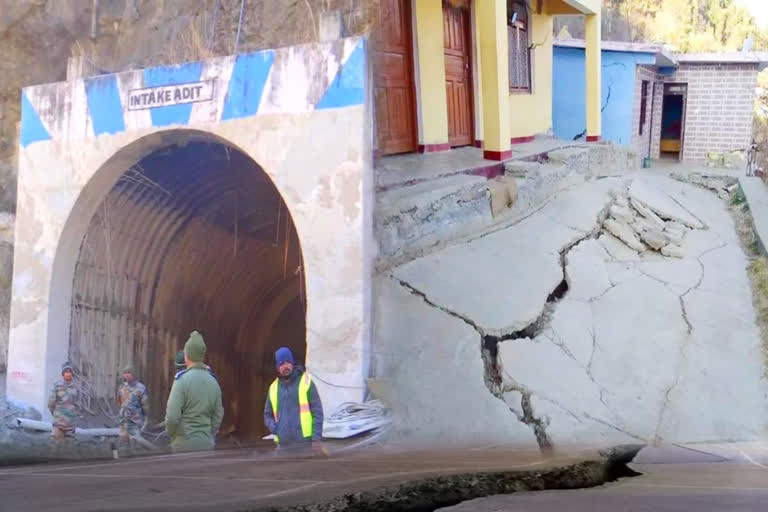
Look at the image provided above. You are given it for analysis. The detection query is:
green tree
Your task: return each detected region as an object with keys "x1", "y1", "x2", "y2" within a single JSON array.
[{"x1": 587, "y1": 0, "x2": 765, "y2": 52}]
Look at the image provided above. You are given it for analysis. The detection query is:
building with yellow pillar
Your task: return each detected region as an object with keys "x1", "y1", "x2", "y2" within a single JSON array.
[{"x1": 374, "y1": 0, "x2": 602, "y2": 160}]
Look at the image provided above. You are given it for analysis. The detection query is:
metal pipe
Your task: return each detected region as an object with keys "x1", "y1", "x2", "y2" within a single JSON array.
[
  {"x1": 90, "y1": 0, "x2": 99, "y2": 39},
  {"x1": 234, "y1": 0, "x2": 246, "y2": 54},
  {"x1": 15, "y1": 418, "x2": 157, "y2": 450},
  {"x1": 77, "y1": 428, "x2": 121, "y2": 437},
  {"x1": 15, "y1": 418, "x2": 52, "y2": 431},
  {"x1": 16, "y1": 418, "x2": 119, "y2": 436}
]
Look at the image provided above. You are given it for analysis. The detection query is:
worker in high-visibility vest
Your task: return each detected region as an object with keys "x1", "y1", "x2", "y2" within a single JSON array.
[{"x1": 263, "y1": 347, "x2": 325, "y2": 455}]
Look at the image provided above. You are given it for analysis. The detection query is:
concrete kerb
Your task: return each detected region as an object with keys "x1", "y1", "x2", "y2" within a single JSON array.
[{"x1": 738, "y1": 177, "x2": 768, "y2": 257}]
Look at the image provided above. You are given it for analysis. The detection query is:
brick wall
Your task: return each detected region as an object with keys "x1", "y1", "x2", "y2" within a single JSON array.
[{"x1": 640, "y1": 63, "x2": 758, "y2": 162}]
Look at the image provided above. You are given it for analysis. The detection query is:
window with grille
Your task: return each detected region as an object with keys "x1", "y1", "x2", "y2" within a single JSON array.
[{"x1": 507, "y1": 0, "x2": 531, "y2": 92}]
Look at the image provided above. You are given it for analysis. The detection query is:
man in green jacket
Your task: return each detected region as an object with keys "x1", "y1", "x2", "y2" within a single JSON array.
[{"x1": 165, "y1": 331, "x2": 224, "y2": 453}]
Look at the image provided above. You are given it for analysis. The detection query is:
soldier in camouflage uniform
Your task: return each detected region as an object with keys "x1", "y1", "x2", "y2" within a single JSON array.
[
  {"x1": 117, "y1": 364, "x2": 150, "y2": 447},
  {"x1": 47, "y1": 362, "x2": 79, "y2": 446}
]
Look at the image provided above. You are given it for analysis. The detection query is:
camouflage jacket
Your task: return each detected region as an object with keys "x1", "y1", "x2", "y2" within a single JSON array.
[
  {"x1": 118, "y1": 381, "x2": 149, "y2": 426},
  {"x1": 48, "y1": 381, "x2": 79, "y2": 429}
]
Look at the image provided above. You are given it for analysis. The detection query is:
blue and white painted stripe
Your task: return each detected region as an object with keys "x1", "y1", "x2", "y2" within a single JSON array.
[
  {"x1": 20, "y1": 37, "x2": 367, "y2": 148},
  {"x1": 143, "y1": 61, "x2": 203, "y2": 127},
  {"x1": 85, "y1": 75, "x2": 126, "y2": 136},
  {"x1": 222, "y1": 50, "x2": 274, "y2": 120},
  {"x1": 20, "y1": 91, "x2": 51, "y2": 147}
]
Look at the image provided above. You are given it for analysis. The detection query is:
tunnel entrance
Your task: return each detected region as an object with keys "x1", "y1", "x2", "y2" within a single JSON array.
[{"x1": 68, "y1": 137, "x2": 306, "y2": 442}]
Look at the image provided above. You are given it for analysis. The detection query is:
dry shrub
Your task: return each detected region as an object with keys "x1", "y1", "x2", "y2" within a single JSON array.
[
  {"x1": 165, "y1": 15, "x2": 214, "y2": 65},
  {"x1": 729, "y1": 189, "x2": 768, "y2": 378}
]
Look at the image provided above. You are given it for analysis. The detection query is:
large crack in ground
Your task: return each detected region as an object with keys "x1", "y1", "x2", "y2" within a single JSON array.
[
  {"x1": 652, "y1": 240, "x2": 728, "y2": 443},
  {"x1": 393, "y1": 191, "x2": 646, "y2": 454},
  {"x1": 395, "y1": 196, "x2": 614, "y2": 453},
  {"x1": 263, "y1": 448, "x2": 642, "y2": 512},
  {"x1": 479, "y1": 201, "x2": 614, "y2": 453}
]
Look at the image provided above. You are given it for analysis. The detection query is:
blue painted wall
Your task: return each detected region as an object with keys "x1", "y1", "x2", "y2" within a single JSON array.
[{"x1": 552, "y1": 47, "x2": 656, "y2": 146}]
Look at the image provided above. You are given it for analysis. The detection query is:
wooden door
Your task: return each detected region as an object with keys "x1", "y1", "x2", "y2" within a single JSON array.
[
  {"x1": 373, "y1": 0, "x2": 418, "y2": 155},
  {"x1": 443, "y1": 3, "x2": 474, "y2": 147}
]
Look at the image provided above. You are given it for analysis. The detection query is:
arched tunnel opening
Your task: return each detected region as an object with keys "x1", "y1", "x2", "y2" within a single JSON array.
[{"x1": 68, "y1": 136, "x2": 306, "y2": 443}]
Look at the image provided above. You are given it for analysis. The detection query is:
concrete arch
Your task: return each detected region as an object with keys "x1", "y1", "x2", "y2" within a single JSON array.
[
  {"x1": 40, "y1": 129, "x2": 312, "y2": 438},
  {"x1": 8, "y1": 45, "x2": 371, "y2": 423}
]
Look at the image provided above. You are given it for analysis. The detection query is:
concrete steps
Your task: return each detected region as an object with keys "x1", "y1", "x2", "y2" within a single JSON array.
[
  {"x1": 374, "y1": 143, "x2": 641, "y2": 269},
  {"x1": 375, "y1": 174, "x2": 492, "y2": 263}
]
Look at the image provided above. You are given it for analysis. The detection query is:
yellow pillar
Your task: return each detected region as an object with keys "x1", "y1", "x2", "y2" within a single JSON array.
[
  {"x1": 476, "y1": 0, "x2": 511, "y2": 160},
  {"x1": 585, "y1": 12, "x2": 601, "y2": 141},
  {"x1": 413, "y1": 0, "x2": 449, "y2": 151}
]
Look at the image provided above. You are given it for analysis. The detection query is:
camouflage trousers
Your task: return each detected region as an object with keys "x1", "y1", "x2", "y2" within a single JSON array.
[
  {"x1": 51, "y1": 425, "x2": 75, "y2": 441},
  {"x1": 50, "y1": 425, "x2": 76, "y2": 456},
  {"x1": 119, "y1": 421, "x2": 143, "y2": 448}
]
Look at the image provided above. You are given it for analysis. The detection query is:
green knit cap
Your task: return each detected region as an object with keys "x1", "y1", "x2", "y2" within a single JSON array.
[
  {"x1": 174, "y1": 351, "x2": 185, "y2": 368},
  {"x1": 121, "y1": 364, "x2": 135, "y2": 375},
  {"x1": 184, "y1": 331, "x2": 206, "y2": 362}
]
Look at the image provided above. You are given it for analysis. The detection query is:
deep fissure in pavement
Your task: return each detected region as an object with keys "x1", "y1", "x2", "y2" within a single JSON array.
[
  {"x1": 480, "y1": 201, "x2": 613, "y2": 453},
  {"x1": 394, "y1": 199, "x2": 612, "y2": 454},
  {"x1": 262, "y1": 453, "x2": 642, "y2": 512}
]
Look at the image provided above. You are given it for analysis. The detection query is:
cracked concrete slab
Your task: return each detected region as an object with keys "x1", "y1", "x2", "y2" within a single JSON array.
[
  {"x1": 544, "y1": 300, "x2": 595, "y2": 368},
  {"x1": 563, "y1": 240, "x2": 615, "y2": 302},
  {"x1": 629, "y1": 179, "x2": 705, "y2": 229},
  {"x1": 380, "y1": 171, "x2": 767, "y2": 449},
  {"x1": 372, "y1": 276, "x2": 537, "y2": 446},
  {"x1": 672, "y1": 441, "x2": 768, "y2": 464},
  {"x1": 604, "y1": 261, "x2": 643, "y2": 287},
  {"x1": 599, "y1": 233, "x2": 642, "y2": 262},
  {"x1": 695, "y1": 245, "x2": 754, "y2": 299},
  {"x1": 498, "y1": 335, "x2": 637, "y2": 448},
  {"x1": 645, "y1": 174, "x2": 736, "y2": 235},
  {"x1": 579, "y1": 275, "x2": 687, "y2": 439},
  {"x1": 654, "y1": 298, "x2": 765, "y2": 442},
  {"x1": 635, "y1": 258, "x2": 702, "y2": 292},
  {"x1": 529, "y1": 396, "x2": 640, "y2": 450},
  {"x1": 392, "y1": 181, "x2": 615, "y2": 336}
]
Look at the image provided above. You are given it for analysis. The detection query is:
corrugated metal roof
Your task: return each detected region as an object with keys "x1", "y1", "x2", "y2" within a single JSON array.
[
  {"x1": 554, "y1": 38, "x2": 677, "y2": 67},
  {"x1": 554, "y1": 38, "x2": 768, "y2": 70},
  {"x1": 674, "y1": 52, "x2": 768, "y2": 70},
  {"x1": 554, "y1": 38, "x2": 662, "y2": 54}
]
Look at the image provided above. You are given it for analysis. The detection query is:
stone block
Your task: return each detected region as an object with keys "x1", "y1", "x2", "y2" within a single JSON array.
[
  {"x1": 639, "y1": 228, "x2": 669, "y2": 251},
  {"x1": 661, "y1": 244, "x2": 686, "y2": 259},
  {"x1": 489, "y1": 179, "x2": 509, "y2": 217},
  {"x1": 609, "y1": 204, "x2": 634, "y2": 223},
  {"x1": 504, "y1": 160, "x2": 541, "y2": 178},
  {"x1": 630, "y1": 198, "x2": 666, "y2": 229},
  {"x1": 604, "y1": 219, "x2": 646, "y2": 252}
]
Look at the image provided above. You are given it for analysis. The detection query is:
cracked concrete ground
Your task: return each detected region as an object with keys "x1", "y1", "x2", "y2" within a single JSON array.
[{"x1": 375, "y1": 174, "x2": 768, "y2": 452}]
